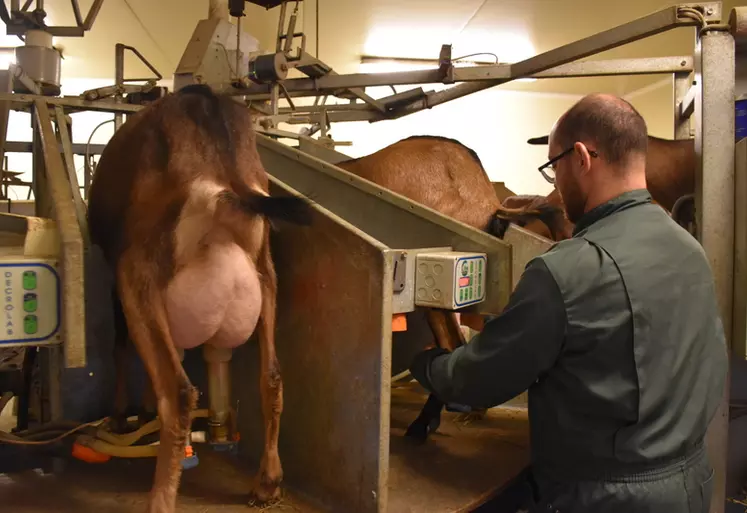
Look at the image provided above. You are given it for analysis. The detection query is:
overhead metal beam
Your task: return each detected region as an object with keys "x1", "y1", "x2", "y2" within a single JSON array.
[
  {"x1": 0, "y1": 93, "x2": 142, "y2": 114},
  {"x1": 267, "y1": 57, "x2": 694, "y2": 121},
  {"x1": 511, "y1": 5, "x2": 714, "y2": 80},
  {"x1": 384, "y1": 4, "x2": 718, "y2": 121},
  {"x1": 4, "y1": 140, "x2": 108, "y2": 155},
  {"x1": 239, "y1": 56, "x2": 694, "y2": 101},
  {"x1": 265, "y1": 4, "x2": 715, "y2": 124}
]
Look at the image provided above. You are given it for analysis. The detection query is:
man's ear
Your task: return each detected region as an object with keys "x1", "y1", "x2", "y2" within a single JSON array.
[{"x1": 573, "y1": 141, "x2": 592, "y2": 170}]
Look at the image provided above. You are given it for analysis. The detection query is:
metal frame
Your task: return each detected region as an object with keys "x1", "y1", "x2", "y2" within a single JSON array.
[
  {"x1": 230, "y1": 3, "x2": 719, "y2": 130},
  {"x1": 32, "y1": 100, "x2": 85, "y2": 369},
  {"x1": 693, "y1": 24, "x2": 735, "y2": 513},
  {"x1": 0, "y1": 0, "x2": 104, "y2": 37}
]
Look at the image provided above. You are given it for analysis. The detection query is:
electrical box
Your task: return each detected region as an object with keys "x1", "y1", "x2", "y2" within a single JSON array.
[
  {"x1": 0, "y1": 259, "x2": 61, "y2": 347},
  {"x1": 414, "y1": 251, "x2": 487, "y2": 310}
]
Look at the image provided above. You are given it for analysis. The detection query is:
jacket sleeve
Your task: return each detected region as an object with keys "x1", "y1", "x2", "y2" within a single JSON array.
[{"x1": 409, "y1": 257, "x2": 566, "y2": 409}]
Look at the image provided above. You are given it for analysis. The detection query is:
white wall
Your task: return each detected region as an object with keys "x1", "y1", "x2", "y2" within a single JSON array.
[{"x1": 623, "y1": 78, "x2": 676, "y2": 140}]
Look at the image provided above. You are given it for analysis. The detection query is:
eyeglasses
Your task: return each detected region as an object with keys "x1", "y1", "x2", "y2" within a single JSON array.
[{"x1": 537, "y1": 146, "x2": 599, "y2": 184}]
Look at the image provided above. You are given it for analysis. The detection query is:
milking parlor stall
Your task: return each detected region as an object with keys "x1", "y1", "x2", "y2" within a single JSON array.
[{"x1": 0, "y1": 0, "x2": 744, "y2": 512}]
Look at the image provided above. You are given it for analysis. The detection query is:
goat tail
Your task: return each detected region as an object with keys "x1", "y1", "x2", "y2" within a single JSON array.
[{"x1": 218, "y1": 189, "x2": 313, "y2": 227}]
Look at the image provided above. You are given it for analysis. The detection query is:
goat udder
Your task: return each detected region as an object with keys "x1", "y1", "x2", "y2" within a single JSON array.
[{"x1": 165, "y1": 244, "x2": 262, "y2": 350}]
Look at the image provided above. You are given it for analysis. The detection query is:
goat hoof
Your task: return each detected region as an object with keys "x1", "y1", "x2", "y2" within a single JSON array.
[
  {"x1": 404, "y1": 420, "x2": 430, "y2": 443},
  {"x1": 248, "y1": 483, "x2": 281, "y2": 507},
  {"x1": 428, "y1": 416, "x2": 441, "y2": 432}
]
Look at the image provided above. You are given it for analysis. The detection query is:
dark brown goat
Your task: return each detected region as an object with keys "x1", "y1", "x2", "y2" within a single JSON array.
[{"x1": 87, "y1": 85, "x2": 308, "y2": 512}]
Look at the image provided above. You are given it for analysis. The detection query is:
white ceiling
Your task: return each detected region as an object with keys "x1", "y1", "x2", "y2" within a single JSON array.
[{"x1": 2, "y1": 0, "x2": 742, "y2": 96}]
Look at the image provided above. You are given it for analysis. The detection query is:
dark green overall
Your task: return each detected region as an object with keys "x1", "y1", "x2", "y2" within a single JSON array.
[{"x1": 410, "y1": 189, "x2": 729, "y2": 513}]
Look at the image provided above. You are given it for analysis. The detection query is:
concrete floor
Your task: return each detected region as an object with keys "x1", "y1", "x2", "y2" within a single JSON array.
[
  {"x1": 0, "y1": 381, "x2": 531, "y2": 513},
  {"x1": 0, "y1": 449, "x2": 323, "y2": 513}
]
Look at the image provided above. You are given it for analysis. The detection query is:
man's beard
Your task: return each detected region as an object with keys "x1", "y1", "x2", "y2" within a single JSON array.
[{"x1": 559, "y1": 179, "x2": 586, "y2": 225}]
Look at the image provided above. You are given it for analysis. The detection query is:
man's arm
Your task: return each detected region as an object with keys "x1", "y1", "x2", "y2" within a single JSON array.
[{"x1": 409, "y1": 258, "x2": 566, "y2": 409}]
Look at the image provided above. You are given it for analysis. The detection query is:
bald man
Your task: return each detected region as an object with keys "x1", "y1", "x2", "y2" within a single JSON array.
[{"x1": 409, "y1": 94, "x2": 728, "y2": 512}]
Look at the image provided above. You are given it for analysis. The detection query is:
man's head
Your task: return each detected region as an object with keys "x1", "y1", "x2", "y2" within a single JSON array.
[{"x1": 544, "y1": 93, "x2": 648, "y2": 223}]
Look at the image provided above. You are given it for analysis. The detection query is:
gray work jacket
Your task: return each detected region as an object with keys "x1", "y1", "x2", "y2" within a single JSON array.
[{"x1": 413, "y1": 189, "x2": 728, "y2": 486}]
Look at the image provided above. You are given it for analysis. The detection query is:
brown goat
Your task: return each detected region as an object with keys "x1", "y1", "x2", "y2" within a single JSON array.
[
  {"x1": 87, "y1": 85, "x2": 309, "y2": 512},
  {"x1": 337, "y1": 135, "x2": 561, "y2": 239}
]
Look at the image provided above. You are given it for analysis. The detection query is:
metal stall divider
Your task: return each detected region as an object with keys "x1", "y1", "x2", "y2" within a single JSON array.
[{"x1": 232, "y1": 137, "x2": 517, "y2": 513}]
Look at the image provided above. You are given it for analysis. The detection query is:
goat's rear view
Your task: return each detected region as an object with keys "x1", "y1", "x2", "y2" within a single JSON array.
[{"x1": 87, "y1": 84, "x2": 309, "y2": 513}]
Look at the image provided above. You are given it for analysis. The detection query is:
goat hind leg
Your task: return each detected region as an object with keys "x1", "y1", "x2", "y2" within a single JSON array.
[
  {"x1": 111, "y1": 292, "x2": 131, "y2": 434},
  {"x1": 406, "y1": 309, "x2": 469, "y2": 442},
  {"x1": 249, "y1": 239, "x2": 283, "y2": 504},
  {"x1": 118, "y1": 263, "x2": 197, "y2": 513}
]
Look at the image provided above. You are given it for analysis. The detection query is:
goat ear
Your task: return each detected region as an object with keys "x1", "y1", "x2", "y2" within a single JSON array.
[{"x1": 527, "y1": 135, "x2": 549, "y2": 145}]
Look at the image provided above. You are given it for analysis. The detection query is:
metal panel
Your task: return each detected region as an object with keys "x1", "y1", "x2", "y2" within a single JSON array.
[
  {"x1": 694, "y1": 27, "x2": 735, "y2": 513},
  {"x1": 502, "y1": 225, "x2": 554, "y2": 290},
  {"x1": 33, "y1": 101, "x2": 86, "y2": 369},
  {"x1": 255, "y1": 135, "x2": 513, "y2": 315},
  {"x1": 233, "y1": 176, "x2": 392, "y2": 513}
]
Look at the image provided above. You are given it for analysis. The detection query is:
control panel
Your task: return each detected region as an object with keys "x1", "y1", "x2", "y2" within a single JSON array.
[
  {"x1": 0, "y1": 259, "x2": 61, "y2": 347},
  {"x1": 414, "y1": 251, "x2": 487, "y2": 310}
]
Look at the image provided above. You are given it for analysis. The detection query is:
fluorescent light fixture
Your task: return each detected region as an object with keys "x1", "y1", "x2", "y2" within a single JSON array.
[{"x1": 359, "y1": 58, "x2": 443, "y2": 74}]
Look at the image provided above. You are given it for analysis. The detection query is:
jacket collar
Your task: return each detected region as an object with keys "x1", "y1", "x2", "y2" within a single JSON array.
[{"x1": 572, "y1": 189, "x2": 653, "y2": 237}]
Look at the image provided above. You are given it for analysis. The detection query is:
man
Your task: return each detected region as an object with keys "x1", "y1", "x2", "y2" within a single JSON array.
[{"x1": 409, "y1": 93, "x2": 728, "y2": 512}]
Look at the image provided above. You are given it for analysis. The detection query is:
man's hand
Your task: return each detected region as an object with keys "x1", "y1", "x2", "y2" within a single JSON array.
[{"x1": 409, "y1": 347, "x2": 449, "y2": 392}]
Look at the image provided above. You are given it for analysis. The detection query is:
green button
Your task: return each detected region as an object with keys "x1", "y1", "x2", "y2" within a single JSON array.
[
  {"x1": 479, "y1": 260, "x2": 483, "y2": 271},
  {"x1": 24, "y1": 314, "x2": 38, "y2": 335},
  {"x1": 470, "y1": 261, "x2": 474, "y2": 273},
  {"x1": 23, "y1": 271, "x2": 37, "y2": 290},
  {"x1": 23, "y1": 293, "x2": 37, "y2": 313}
]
